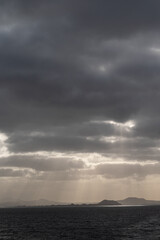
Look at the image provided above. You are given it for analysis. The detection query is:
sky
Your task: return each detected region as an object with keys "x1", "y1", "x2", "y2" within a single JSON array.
[{"x1": 0, "y1": 0, "x2": 160, "y2": 202}]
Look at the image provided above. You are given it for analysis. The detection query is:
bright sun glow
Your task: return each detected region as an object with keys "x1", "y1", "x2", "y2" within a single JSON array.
[
  {"x1": 0, "y1": 133, "x2": 9, "y2": 157},
  {"x1": 92, "y1": 120, "x2": 135, "y2": 130},
  {"x1": 124, "y1": 120, "x2": 135, "y2": 128},
  {"x1": 151, "y1": 47, "x2": 160, "y2": 53},
  {"x1": 100, "y1": 136, "x2": 127, "y2": 143}
]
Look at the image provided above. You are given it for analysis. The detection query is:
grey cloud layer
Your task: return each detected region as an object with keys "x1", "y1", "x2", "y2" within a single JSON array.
[
  {"x1": 0, "y1": 155, "x2": 160, "y2": 181},
  {"x1": 0, "y1": 168, "x2": 34, "y2": 178},
  {"x1": 0, "y1": 156, "x2": 84, "y2": 172},
  {"x1": 0, "y1": 1, "x2": 160, "y2": 172},
  {"x1": 95, "y1": 162, "x2": 160, "y2": 179}
]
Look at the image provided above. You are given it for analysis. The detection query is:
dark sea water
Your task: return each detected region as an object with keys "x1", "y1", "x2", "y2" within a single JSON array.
[{"x1": 0, "y1": 206, "x2": 160, "y2": 239}]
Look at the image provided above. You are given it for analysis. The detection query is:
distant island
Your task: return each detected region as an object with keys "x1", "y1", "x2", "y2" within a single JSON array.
[
  {"x1": 0, "y1": 197, "x2": 160, "y2": 208},
  {"x1": 69, "y1": 199, "x2": 120, "y2": 207},
  {"x1": 97, "y1": 200, "x2": 121, "y2": 205},
  {"x1": 118, "y1": 197, "x2": 160, "y2": 206}
]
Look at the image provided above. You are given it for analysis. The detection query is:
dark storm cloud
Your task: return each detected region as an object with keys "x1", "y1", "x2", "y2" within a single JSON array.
[
  {"x1": 7, "y1": 135, "x2": 107, "y2": 152},
  {"x1": 2, "y1": 0, "x2": 160, "y2": 37},
  {"x1": 0, "y1": 0, "x2": 160, "y2": 165}
]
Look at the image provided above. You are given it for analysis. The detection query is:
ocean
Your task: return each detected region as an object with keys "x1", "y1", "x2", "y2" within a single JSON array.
[{"x1": 0, "y1": 206, "x2": 160, "y2": 239}]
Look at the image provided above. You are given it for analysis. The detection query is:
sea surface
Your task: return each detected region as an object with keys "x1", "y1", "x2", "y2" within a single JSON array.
[{"x1": 0, "y1": 206, "x2": 160, "y2": 239}]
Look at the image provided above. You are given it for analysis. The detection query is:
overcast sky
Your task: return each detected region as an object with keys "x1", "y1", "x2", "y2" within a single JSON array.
[{"x1": 0, "y1": 0, "x2": 160, "y2": 202}]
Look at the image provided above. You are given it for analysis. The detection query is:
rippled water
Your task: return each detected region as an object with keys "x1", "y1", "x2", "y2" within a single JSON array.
[{"x1": 0, "y1": 206, "x2": 160, "y2": 239}]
